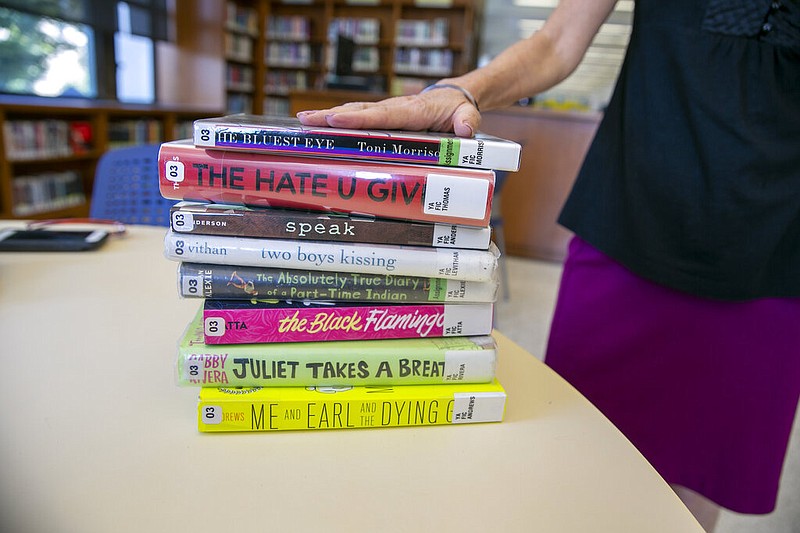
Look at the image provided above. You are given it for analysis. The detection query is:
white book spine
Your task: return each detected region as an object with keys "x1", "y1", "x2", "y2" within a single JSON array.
[
  {"x1": 164, "y1": 231, "x2": 500, "y2": 282},
  {"x1": 192, "y1": 115, "x2": 522, "y2": 171}
]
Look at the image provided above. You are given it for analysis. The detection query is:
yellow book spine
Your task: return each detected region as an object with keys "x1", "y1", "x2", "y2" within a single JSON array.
[{"x1": 198, "y1": 380, "x2": 506, "y2": 432}]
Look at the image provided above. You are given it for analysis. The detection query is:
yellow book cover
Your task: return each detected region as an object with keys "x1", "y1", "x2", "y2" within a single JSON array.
[{"x1": 198, "y1": 379, "x2": 506, "y2": 432}]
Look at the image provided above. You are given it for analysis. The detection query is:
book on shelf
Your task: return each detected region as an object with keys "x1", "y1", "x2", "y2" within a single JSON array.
[
  {"x1": 164, "y1": 231, "x2": 500, "y2": 282},
  {"x1": 108, "y1": 119, "x2": 162, "y2": 148},
  {"x1": 178, "y1": 307, "x2": 497, "y2": 388},
  {"x1": 178, "y1": 262, "x2": 499, "y2": 303},
  {"x1": 198, "y1": 379, "x2": 507, "y2": 432},
  {"x1": 226, "y1": 2, "x2": 258, "y2": 35},
  {"x1": 4, "y1": 119, "x2": 89, "y2": 161},
  {"x1": 170, "y1": 201, "x2": 492, "y2": 250},
  {"x1": 159, "y1": 139, "x2": 496, "y2": 227},
  {"x1": 202, "y1": 299, "x2": 494, "y2": 344},
  {"x1": 11, "y1": 170, "x2": 86, "y2": 216},
  {"x1": 192, "y1": 114, "x2": 521, "y2": 171}
]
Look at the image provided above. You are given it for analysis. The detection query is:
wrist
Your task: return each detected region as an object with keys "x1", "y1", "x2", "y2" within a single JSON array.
[{"x1": 420, "y1": 83, "x2": 480, "y2": 112}]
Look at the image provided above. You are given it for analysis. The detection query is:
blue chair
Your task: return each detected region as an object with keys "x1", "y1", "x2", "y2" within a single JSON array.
[{"x1": 90, "y1": 143, "x2": 177, "y2": 226}]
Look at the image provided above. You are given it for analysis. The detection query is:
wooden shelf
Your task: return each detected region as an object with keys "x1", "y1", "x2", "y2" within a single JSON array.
[
  {"x1": 225, "y1": 0, "x2": 483, "y2": 115},
  {"x1": 0, "y1": 0, "x2": 483, "y2": 219},
  {"x1": 0, "y1": 95, "x2": 222, "y2": 220}
]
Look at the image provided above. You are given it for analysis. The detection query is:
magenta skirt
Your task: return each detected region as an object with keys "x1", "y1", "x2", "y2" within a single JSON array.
[{"x1": 544, "y1": 237, "x2": 800, "y2": 514}]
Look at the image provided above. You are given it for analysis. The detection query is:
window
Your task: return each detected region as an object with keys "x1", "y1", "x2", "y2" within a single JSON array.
[
  {"x1": 116, "y1": 2, "x2": 155, "y2": 103},
  {"x1": 480, "y1": 0, "x2": 633, "y2": 111},
  {"x1": 0, "y1": 5, "x2": 97, "y2": 97},
  {"x1": 0, "y1": 0, "x2": 169, "y2": 102}
]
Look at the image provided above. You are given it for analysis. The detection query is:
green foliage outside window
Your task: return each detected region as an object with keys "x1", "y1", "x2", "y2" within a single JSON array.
[{"x1": 0, "y1": 6, "x2": 95, "y2": 97}]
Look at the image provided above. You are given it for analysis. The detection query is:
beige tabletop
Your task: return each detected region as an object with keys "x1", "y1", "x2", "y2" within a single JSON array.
[{"x1": 0, "y1": 225, "x2": 703, "y2": 532}]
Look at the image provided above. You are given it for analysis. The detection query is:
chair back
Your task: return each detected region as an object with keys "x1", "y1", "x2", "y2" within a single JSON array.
[{"x1": 90, "y1": 144, "x2": 176, "y2": 226}]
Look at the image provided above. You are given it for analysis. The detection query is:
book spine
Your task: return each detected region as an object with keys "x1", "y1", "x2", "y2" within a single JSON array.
[
  {"x1": 194, "y1": 124, "x2": 442, "y2": 164},
  {"x1": 197, "y1": 384, "x2": 507, "y2": 432},
  {"x1": 178, "y1": 344, "x2": 497, "y2": 388},
  {"x1": 193, "y1": 122, "x2": 521, "y2": 171},
  {"x1": 170, "y1": 202, "x2": 492, "y2": 249},
  {"x1": 164, "y1": 231, "x2": 499, "y2": 282},
  {"x1": 178, "y1": 263, "x2": 499, "y2": 303},
  {"x1": 202, "y1": 302, "x2": 494, "y2": 344},
  {"x1": 159, "y1": 141, "x2": 494, "y2": 227}
]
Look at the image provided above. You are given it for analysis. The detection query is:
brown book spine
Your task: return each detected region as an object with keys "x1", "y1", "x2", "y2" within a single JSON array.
[{"x1": 170, "y1": 203, "x2": 491, "y2": 250}]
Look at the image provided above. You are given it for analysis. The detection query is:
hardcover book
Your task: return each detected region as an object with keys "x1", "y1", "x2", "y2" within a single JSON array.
[
  {"x1": 159, "y1": 139, "x2": 496, "y2": 227},
  {"x1": 177, "y1": 308, "x2": 498, "y2": 387},
  {"x1": 198, "y1": 379, "x2": 507, "y2": 432},
  {"x1": 193, "y1": 114, "x2": 521, "y2": 171},
  {"x1": 178, "y1": 262, "x2": 499, "y2": 303},
  {"x1": 202, "y1": 299, "x2": 494, "y2": 344},
  {"x1": 170, "y1": 201, "x2": 492, "y2": 249},
  {"x1": 164, "y1": 231, "x2": 500, "y2": 282}
]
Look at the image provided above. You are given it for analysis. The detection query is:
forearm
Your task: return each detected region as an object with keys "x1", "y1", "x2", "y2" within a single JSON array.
[
  {"x1": 439, "y1": 34, "x2": 563, "y2": 112},
  {"x1": 443, "y1": 0, "x2": 619, "y2": 112},
  {"x1": 296, "y1": 0, "x2": 618, "y2": 135}
]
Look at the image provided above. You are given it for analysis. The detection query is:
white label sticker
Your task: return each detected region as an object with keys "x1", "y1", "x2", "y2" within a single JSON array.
[
  {"x1": 204, "y1": 317, "x2": 226, "y2": 337},
  {"x1": 171, "y1": 211, "x2": 194, "y2": 232},
  {"x1": 431, "y1": 224, "x2": 491, "y2": 249},
  {"x1": 442, "y1": 303, "x2": 493, "y2": 336},
  {"x1": 443, "y1": 346, "x2": 496, "y2": 381},
  {"x1": 451, "y1": 392, "x2": 506, "y2": 423},
  {"x1": 423, "y1": 174, "x2": 489, "y2": 220},
  {"x1": 183, "y1": 359, "x2": 203, "y2": 382},
  {"x1": 164, "y1": 160, "x2": 185, "y2": 183},
  {"x1": 181, "y1": 274, "x2": 203, "y2": 297},
  {"x1": 201, "y1": 405, "x2": 222, "y2": 425},
  {"x1": 435, "y1": 249, "x2": 461, "y2": 278}
]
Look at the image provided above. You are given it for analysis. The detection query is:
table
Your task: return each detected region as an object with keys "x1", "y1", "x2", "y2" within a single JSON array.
[{"x1": 0, "y1": 225, "x2": 703, "y2": 532}]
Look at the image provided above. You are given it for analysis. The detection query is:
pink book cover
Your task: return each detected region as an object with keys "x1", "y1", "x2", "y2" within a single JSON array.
[{"x1": 203, "y1": 299, "x2": 494, "y2": 344}]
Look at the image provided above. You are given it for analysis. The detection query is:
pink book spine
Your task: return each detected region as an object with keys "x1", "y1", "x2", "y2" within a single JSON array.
[{"x1": 203, "y1": 303, "x2": 494, "y2": 344}]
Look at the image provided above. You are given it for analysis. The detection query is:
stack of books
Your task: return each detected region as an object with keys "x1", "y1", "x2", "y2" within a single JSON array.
[{"x1": 158, "y1": 113, "x2": 522, "y2": 433}]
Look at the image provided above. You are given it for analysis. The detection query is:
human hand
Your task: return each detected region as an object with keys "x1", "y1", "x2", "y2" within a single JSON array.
[{"x1": 296, "y1": 85, "x2": 481, "y2": 138}]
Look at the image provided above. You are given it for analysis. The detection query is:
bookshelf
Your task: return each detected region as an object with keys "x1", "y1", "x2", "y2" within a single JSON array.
[
  {"x1": 225, "y1": 0, "x2": 483, "y2": 116},
  {"x1": 0, "y1": 96, "x2": 221, "y2": 220},
  {"x1": 0, "y1": 0, "x2": 482, "y2": 219},
  {"x1": 224, "y1": 1, "x2": 262, "y2": 114}
]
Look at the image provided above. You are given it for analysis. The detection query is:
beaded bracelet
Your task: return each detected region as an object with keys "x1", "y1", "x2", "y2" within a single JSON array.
[{"x1": 421, "y1": 83, "x2": 480, "y2": 112}]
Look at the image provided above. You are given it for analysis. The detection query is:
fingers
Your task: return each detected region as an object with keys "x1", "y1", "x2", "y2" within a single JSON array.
[
  {"x1": 296, "y1": 91, "x2": 480, "y2": 137},
  {"x1": 296, "y1": 98, "x2": 405, "y2": 126},
  {"x1": 452, "y1": 103, "x2": 482, "y2": 138},
  {"x1": 298, "y1": 97, "x2": 426, "y2": 131},
  {"x1": 295, "y1": 102, "x2": 373, "y2": 126}
]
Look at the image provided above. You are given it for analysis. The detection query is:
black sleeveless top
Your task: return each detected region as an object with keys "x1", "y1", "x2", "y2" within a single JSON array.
[{"x1": 558, "y1": 0, "x2": 800, "y2": 300}]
